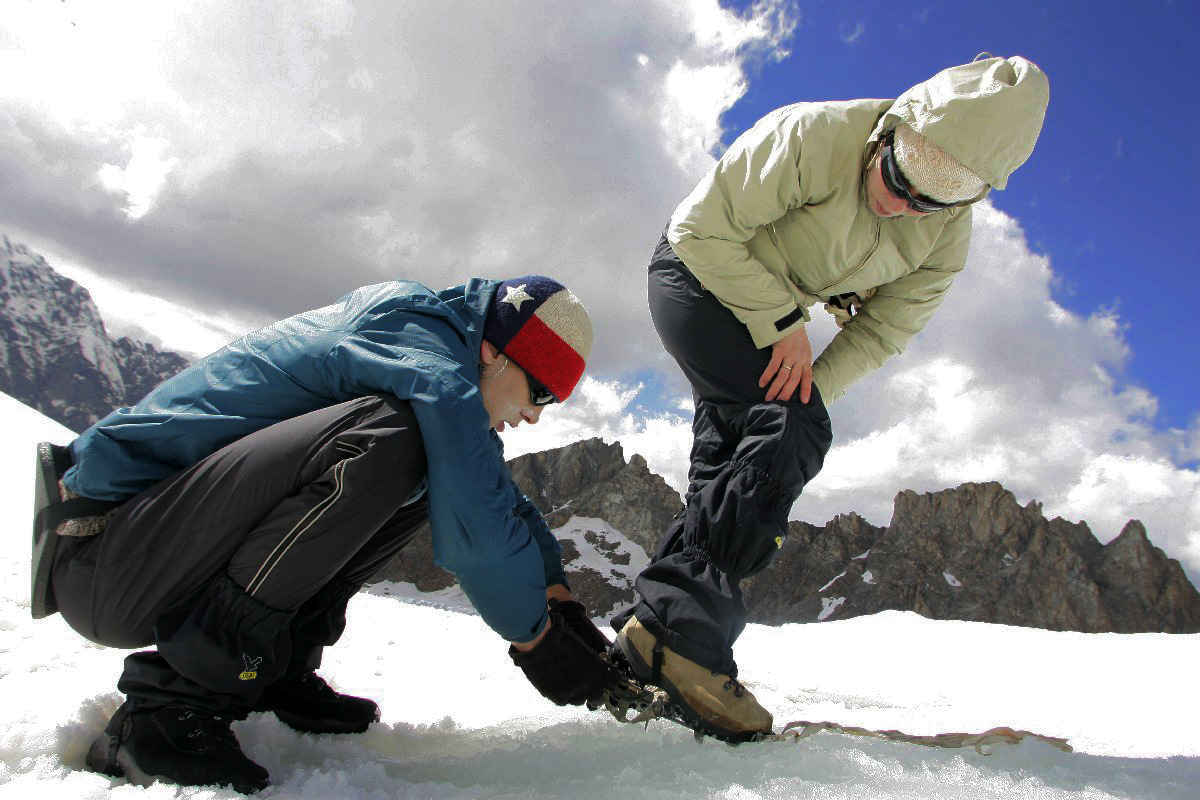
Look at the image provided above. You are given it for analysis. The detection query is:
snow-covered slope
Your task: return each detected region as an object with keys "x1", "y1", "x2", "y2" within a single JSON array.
[{"x1": 2, "y1": 392, "x2": 1198, "y2": 799}]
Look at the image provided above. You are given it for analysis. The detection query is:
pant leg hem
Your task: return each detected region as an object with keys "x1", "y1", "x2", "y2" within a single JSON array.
[{"x1": 630, "y1": 601, "x2": 735, "y2": 676}]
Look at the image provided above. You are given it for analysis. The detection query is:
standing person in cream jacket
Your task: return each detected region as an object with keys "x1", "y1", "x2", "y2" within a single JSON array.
[{"x1": 614, "y1": 55, "x2": 1050, "y2": 740}]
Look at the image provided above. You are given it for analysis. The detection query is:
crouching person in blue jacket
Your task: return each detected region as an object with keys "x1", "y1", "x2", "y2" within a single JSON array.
[{"x1": 44, "y1": 276, "x2": 613, "y2": 793}]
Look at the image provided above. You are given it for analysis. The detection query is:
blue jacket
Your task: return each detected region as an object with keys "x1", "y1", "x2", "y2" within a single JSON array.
[{"x1": 63, "y1": 279, "x2": 566, "y2": 643}]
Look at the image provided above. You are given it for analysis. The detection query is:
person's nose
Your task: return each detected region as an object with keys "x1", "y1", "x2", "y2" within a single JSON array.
[{"x1": 522, "y1": 406, "x2": 542, "y2": 425}]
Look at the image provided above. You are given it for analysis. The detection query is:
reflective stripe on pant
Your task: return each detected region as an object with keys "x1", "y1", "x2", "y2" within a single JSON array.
[
  {"x1": 614, "y1": 234, "x2": 833, "y2": 676},
  {"x1": 52, "y1": 394, "x2": 428, "y2": 712}
]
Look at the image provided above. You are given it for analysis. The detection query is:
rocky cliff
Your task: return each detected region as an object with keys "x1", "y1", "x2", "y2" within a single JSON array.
[
  {"x1": 744, "y1": 482, "x2": 1200, "y2": 633},
  {"x1": 370, "y1": 437, "x2": 1200, "y2": 633},
  {"x1": 366, "y1": 438, "x2": 679, "y2": 618},
  {"x1": 0, "y1": 237, "x2": 191, "y2": 432}
]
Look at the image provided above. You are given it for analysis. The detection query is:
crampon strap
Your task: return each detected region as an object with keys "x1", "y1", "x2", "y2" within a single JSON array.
[
  {"x1": 775, "y1": 720, "x2": 1071, "y2": 754},
  {"x1": 595, "y1": 649, "x2": 1071, "y2": 753}
]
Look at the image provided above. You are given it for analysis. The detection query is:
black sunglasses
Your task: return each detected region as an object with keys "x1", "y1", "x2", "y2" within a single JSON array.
[
  {"x1": 878, "y1": 132, "x2": 966, "y2": 214},
  {"x1": 526, "y1": 373, "x2": 557, "y2": 406}
]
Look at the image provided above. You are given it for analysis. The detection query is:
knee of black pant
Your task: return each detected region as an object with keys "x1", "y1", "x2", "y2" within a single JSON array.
[
  {"x1": 335, "y1": 396, "x2": 428, "y2": 497},
  {"x1": 729, "y1": 400, "x2": 832, "y2": 502}
]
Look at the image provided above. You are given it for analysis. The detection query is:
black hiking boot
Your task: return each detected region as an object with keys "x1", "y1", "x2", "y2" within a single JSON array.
[
  {"x1": 255, "y1": 671, "x2": 380, "y2": 734},
  {"x1": 85, "y1": 700, "x2": 269, "y2": 794}
]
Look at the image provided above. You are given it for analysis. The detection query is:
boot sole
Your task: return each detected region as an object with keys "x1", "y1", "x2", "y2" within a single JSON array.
[
  {"x1": 270, "y1": 708, "x2": 374, "y2": 735},
  {"x1": 616, "y1": 630, "x2": 765, "y2": 744}
]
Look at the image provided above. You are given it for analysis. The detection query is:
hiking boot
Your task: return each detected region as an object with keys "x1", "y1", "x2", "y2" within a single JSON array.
[
  {"x1": 616, "y1": 616, "x2": 773, "y2": 741},
  {"x1": 85, "y1": 700, "x2": 269, "y2": 794},
  {"x1": 255, "y1": 671, "x2": 380, "y2": 734}
]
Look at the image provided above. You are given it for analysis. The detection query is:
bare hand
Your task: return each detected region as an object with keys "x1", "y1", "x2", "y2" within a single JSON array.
[
  {"x1": 759, "y1": 326, "x2": 813, "y2": 403},
  {"x1": 511, "y1": 615, "x2": 550, "y2": 652}
]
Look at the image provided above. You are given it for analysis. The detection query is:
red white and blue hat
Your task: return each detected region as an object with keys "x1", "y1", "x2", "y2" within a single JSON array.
[{"x1": 484, "y1": 276, "x2": 592, "y2": 402}]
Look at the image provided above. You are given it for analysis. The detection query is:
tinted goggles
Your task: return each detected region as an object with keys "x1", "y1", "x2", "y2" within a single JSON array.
[
  {"x1": 878, "y1": 132, "x2": 964, "y2": 214},
  {"x1": 527, "y1": 373, "x2": 557, "y2": 406}
]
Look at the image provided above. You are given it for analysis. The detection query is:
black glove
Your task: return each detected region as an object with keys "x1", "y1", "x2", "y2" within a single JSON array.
[
  {"x1": 549, "y1": 599, "x2": 612, "y2": 655},
  {"x1": 509, "y1": 610, "x2": 619, "y2": 706}
]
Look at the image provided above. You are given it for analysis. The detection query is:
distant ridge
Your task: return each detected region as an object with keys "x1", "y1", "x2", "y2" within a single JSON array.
[
  {"x1": 0, "y1": 236, "x2": 191, "y2": 432},
  {"x1": 375, "y1": 436, "x2": 1200, "y2": 633}
]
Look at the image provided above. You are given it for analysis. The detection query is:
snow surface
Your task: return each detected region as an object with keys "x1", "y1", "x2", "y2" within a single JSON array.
[
  {"x1": 944, "y1": 571, "x2": 963, "y2": 588},
  {"x1": 2, "y1": 391, "x2": 1199, "y2": 799}
]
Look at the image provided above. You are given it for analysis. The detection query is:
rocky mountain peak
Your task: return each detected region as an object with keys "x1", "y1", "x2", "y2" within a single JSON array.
[
  {"x1": 1, "y1": 236, "x2": 191, "y2": 432},
  {"x1": 508, "y1": 437, "x2": 681, "y2": 556},
  {"x1": 746, "y1": 481, "x2": 1200, "y2": 633},
  {"x1": 368, "y1": 436, "x2": 681, "y2": 617}
]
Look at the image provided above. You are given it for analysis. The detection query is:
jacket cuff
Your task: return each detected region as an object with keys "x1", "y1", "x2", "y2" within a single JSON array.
[{"x1": 746, "y1": 305, "x2": 809, "y2": 349}]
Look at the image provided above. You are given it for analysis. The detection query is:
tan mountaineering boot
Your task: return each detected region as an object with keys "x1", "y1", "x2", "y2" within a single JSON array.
[{"x1": 616, "y1": 616, "x2": 773, "y2": 740}]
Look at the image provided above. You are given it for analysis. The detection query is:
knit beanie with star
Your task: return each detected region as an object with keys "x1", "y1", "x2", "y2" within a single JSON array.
[{"x1": 483, "y1": 276, "x2": 593, "y2": 402}]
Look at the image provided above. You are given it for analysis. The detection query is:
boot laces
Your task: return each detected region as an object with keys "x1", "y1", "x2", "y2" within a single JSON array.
[
  {"x1": 711, "y1": 671, "x2": 746, "y2": 698},
  {"x1": 177, "y1": 710, "x2": 239, "y2": 753},
  {"x1": 295, "y1": 671, "x2": 336, "y2": 699}
]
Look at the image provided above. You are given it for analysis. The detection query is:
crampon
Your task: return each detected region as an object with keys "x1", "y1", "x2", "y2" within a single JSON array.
[{"x1": 591, "y1": 646, "x2": 1072, "y2": 753}]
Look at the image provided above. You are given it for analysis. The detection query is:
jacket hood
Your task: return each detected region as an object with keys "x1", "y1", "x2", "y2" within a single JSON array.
[{"x1": 870, "y1": 55, "x2": 1049, "y2": 190}]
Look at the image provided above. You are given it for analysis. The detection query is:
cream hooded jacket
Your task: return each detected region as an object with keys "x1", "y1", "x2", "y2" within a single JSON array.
[{"x1": 667, "y1": 56, "x2": 1049, "y2": 404}]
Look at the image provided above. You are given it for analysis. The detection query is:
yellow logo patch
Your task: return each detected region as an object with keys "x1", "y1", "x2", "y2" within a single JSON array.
[
  {"x1": 239, "y1": 654, "x2": 263, "y2": 681},
  {"x1": 775, "y1": 535, "x2": 784, "y2": 548}
]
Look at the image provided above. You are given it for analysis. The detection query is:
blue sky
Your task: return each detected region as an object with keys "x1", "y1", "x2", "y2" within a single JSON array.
[{"x1": 719, "y1": 0, "x2": 1199, "y2": 431}]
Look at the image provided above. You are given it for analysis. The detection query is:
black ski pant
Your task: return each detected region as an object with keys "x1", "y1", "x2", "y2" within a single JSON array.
[
  {"x1": 613, "y1": 233, "x2": 833, "y2": 676},
  {"x1": 52, "y1": 394, "x2": 428, "y2": 714}
]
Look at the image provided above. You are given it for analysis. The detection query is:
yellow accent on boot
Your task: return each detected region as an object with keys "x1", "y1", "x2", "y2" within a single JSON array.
[{"x1": 616, "y1": 617, "x2": 773, "y2": 735}]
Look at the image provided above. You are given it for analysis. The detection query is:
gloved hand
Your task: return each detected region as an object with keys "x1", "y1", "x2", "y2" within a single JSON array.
[
  {"x1": 549, "y1": 598, "x2": 611, "y2": 655},
  {"x1": 509, "y1": 610, "x2": 619, "y2": 706}
]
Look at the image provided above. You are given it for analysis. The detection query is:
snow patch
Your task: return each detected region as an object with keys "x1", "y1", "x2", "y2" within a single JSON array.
[
  {"x1": 862, "y1": 570, "x2": 876, "y2": 585},
  {"x1": 552, "y1": 516, "x2": 649, "y2": 578},
  {"x1": 818, "y1": 596, "x2": 846, "y2": 621},
  {"x1": 943, "y1": 571, "x2": 962, "y2": 588},
  {"x1": 819, "y1": 570, "x2": 847, "y2": 592},
  {"x1": 852, "y1": 549, "x2": 871, "y2": 560}
]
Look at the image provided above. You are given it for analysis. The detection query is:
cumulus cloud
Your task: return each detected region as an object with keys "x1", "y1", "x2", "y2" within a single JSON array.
[{"x1": 0, "y1": 0, "x2": 795, "y2": 375}]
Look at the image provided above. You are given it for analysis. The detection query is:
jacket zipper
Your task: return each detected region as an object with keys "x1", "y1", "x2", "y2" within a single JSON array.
[{"x1": 816, "y1": 216, "x2": 881, "y2": 295}]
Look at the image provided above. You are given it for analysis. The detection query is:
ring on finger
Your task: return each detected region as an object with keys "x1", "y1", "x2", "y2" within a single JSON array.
[{"x1": 782, "y1": 364, "x2": 794, "y2": 371}]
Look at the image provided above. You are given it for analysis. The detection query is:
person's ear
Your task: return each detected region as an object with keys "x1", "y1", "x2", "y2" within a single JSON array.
[{"x1": 480, "y1": 340, "x2": 500, "y2": 366}]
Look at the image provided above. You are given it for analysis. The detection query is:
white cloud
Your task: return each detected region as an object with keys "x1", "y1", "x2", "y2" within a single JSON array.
[
  {"x1": 841, "y1": 21, "x2": 866, "y2": 45},
  {"x1": 0, "y1": 0, "x2": 796, "y2": 380},
  {"x1": 96, "y1": 134, "x2": 178, "y2": 219}
]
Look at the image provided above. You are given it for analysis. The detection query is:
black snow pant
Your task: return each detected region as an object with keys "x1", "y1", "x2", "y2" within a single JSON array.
[
  {"x1": 613, "y1": 232, "x2": 833, "y2": 676},
  {"x1": 51, "y1": 394, "x2": 429, "y2": 715}
]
